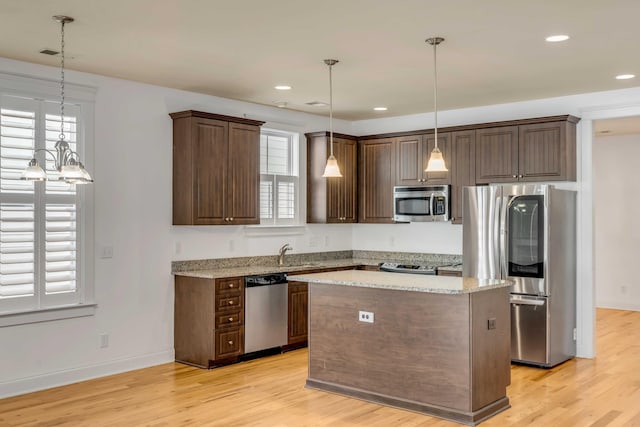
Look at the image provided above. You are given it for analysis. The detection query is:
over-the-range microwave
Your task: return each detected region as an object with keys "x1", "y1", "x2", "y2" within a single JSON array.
[{"x1": 393, "y1": 185, "x2": 450, "y2": 222}]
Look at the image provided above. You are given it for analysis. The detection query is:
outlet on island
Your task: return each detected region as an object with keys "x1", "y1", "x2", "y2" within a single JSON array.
[{"x1": 358, "y1": 310, "x2": 374, "y2": 323}]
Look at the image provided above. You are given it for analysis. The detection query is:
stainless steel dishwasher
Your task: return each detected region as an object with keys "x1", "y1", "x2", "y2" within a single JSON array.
[{"x1": 244, "y1": 273, "x2": 288, "y2": 356}]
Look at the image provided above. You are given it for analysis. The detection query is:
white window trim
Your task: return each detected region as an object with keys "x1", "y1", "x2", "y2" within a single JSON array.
[{"x1": 0, "y1": 71, "x2": 96, "y2": 325}]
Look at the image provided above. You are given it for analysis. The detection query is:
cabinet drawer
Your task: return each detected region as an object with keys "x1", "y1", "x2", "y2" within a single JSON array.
[
  {"x1": 216, "y1": 310, "x2": 243, "y2": 328},
  {"x1": 215, "y1": 328, "x2": 243, "y2": 359},
  {"x1": 216, "y1": 277, "x2": 243, "y2": 293},
  {"x1": 217, "y1": 294, "x2": 242, "y2": 310}
]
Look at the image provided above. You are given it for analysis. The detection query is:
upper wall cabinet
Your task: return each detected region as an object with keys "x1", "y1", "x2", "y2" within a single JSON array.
[
  {"x1": 475, "y1": 117, "x2": 578, "y2": 184},
  {"x1": 359, "y1": 138, "x2": 396, "y2": 223},
  {"x1": 306, "y1": 132, "x2": 358, "y2": 223},
  {"x1": 449, "y1": 130, "x2": 476, "y2": 224},
  {"x1": 170, "y1": 110, "x2": 265, "y2": 225},
  {"x1": 395, "y1": 133, "x2": 451, "y2": 185}
]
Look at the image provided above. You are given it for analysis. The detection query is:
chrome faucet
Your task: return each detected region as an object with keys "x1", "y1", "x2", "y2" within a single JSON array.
[{"x1": 278, "y1": 243, "x2": 293, "y2": 266}]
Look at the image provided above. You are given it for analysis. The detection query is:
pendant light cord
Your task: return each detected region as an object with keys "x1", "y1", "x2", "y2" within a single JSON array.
[
  {"x1": 432, "y1": 40, "x2": 438, "y2": 149},
  {"x1": 329, "y1": 62, "x2": 334, "y2": 157},
  {"x1": 59, "y1": 19, "x2": 66, "y2": 141}
]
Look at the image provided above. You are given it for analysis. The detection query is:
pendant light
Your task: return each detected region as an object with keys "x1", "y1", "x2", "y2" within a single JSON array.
[
  {"x1": 21, "y1": 15, "x2": 93, "y2": 184},
  {"x1": 424, "y1": 37, "x2": 448, "y2": 172},
  {"x1": 322, "y1": 59, "x2": 342, "y2": 178}
]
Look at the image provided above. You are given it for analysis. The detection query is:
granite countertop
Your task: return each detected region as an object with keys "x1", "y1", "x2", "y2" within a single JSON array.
[
  {"x1": 287, "y1": 270, "x2": 510, "y2": 294},
  {"x1": 173, "y1": 259, "x2": 379, "y2": 279},
  {"x1": 172, "y1": 250, "x2": 463, "y2": 279}
]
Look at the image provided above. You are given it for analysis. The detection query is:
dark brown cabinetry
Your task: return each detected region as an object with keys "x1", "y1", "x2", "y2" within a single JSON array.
[
  {"x1": 359, "y1": 138, "x2": 396, "y2": 223},
  {"x1": 449, "y1": 130, "x2": 476, "y2": 224},
  {"x1": 175, "y1": 276, "x2": 244, "y2": 368},
  {"x1": 170, "y1": 110, "x2": 264, "y2": 225},
  {"x1": 306, "y1": 132, "x2": 358, "y2": 223},
  {"x1": 475, "y1": 118, "x2": 578, "y2": 184},
  {"x1": 286, "y1": 266, "x2": 356, "y2": 350},
  {"x1": 287, "y1": 280, "x2": 308, "y2": 348},
  {"x1": 395, "y1": 133, "x2": 451, "y2": 185}
]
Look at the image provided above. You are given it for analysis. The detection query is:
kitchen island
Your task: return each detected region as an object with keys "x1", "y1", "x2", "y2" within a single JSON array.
[{"x1": 286, "y1": 270, "x2": 511, "y2": 426}]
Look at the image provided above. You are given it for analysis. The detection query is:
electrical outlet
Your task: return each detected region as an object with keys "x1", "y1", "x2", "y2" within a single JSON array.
[
  {"x1": 100, "y1": 333, "x2": 109, "y2": 348},
  {"x1": 358, "y1": 310, "x2": 374, "y2": 323},
  {"x1": 174, "y1": 241, "x2": 182, "y2": 255},
  {"x1": 487, "y1": 318, "x2": 496, "y2": 330},
  {"x1": 621, "y1": 285, "x2": 627, "y2": 295},
  {"x1": 573, "y1": 328, "x2": 577, "y2": 341},
  {"x1": 100, "y1": 246, "x2": 113, "y2": 259}
]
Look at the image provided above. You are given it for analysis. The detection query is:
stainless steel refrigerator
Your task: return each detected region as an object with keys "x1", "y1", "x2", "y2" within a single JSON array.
[{"x1": 463, "y1": 184, "x2": 576, "y2": 367}]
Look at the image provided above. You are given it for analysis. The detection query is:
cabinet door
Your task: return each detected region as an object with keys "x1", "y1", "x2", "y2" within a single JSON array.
[
  {"x1": 395, "y1": 134, "x2": 424, "y2": 186},
  {"x1": 339, "y1": 138, "x2": 358, "y2": 223},
  {"x1": 326, "y1": 138, "x2": 356, "y2": 223},
  {"x1": 450, "y1": 130, "x2": 476, "y2": 224},
  {"x1": 193, "y1": 118, "x2": 228, "y2": 225},
  {"x1": 424, "y1": 132, "x2": 452, "y2": 184},
  {"x1": 227, "y1": 123, "x2": 260, "y2": 224},
  {"x1": 475, "y1": 126, "x2": 519, "y2": 183},
  {"x1": 359, "y1": 138, "x2": 396, "y2": 223},
  {"x1": 518, "y1": 122, "x2": 567, "y2": 181},
  {"x1": 288, "y1": 281, "x2": 308, "y2": 345}
]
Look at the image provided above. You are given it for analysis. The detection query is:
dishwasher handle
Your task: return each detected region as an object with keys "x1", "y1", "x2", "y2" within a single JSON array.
[{"x1": 510, "y1": 298, "x2": 545, "y2": 306}]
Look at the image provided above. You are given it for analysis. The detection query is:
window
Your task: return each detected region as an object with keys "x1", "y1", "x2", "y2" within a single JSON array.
[
  {"x1": 259, "y1": 129, "x2": 299, "y2": 225},
  {"x1": 0, "y1": 74, "x2": 94, "y2": 322}
]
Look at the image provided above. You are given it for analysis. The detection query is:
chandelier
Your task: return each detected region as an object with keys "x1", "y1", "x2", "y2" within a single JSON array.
[{"x1": 22, "y1": 15, "x2": 93, "y2": 184}]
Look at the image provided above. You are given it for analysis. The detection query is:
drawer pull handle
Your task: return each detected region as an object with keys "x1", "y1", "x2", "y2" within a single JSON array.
[
  {"x1": 228, "y1": 283, "x2": 234, "y2": 288},
  {"x1": 228, "y1": 300, "x2": 234, "y2": 305},
  {"x1": 228, "y1": 317, "x2": 233, "y2": 322},
  {"x1": 228, "y1": 340, "x2": 233, "y2": 345}
]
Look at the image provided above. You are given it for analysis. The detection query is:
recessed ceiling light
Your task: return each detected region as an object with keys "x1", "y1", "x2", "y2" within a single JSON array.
[
  {"x1": 274, "y1": 85, "x2": 291, "y2": 90},
  {"x1": 545, "y1": 35, "x2": 570, "y2": 42},
  {"x1": 373, "y1": 107, "x2": 388, "y2": 111},
  {"x1": 616, "y1": 74, "x2": 635, "y2": 80},
  {"x1": 274, "y1": 101, "x2": 288, "y2": 108}
]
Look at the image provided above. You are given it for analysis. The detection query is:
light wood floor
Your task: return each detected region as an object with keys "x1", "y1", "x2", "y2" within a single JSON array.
[{"x1": 1, "y1": 308, "x2": 639, "y2": 426}]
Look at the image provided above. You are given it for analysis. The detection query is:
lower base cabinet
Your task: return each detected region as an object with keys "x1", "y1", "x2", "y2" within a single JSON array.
[
  {"x1": 174, "y1": 276, "x2": 244, "y2": 368},
  {"x1": 285, "y1": 266, "x2": 356, "y2": 351},
  {"x1": 287, "y1": 281, "x2": 308, "y2": 350}
]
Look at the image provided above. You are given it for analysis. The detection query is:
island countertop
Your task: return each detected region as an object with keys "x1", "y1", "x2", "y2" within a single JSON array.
[{"x1": 287, "y1": 269, "x2": 510, "y2": 294}]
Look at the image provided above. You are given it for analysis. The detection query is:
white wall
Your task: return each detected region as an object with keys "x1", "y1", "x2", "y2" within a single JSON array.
[
  {"x1": 594, "y1": 133, "x2": 640, "y2": 311},
  {"x1": 1, "y1": 53, "x2": 640, "y2": 397},
  {"x1": 0, "y1": 57, "x2": 353, "y2": 398}
]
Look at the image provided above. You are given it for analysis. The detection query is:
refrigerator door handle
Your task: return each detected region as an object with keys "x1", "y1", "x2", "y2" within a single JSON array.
[
  {"x1": 510, "y1": 298, "x2": 545, "y2": 306},
  {"x1": 499, "y1": 194, "x2": 509, "y2": 279}
]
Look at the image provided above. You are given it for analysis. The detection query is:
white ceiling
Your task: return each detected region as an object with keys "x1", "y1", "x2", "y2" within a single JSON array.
[{"x1": 0, "y1": 0, "x2": 639, "y2": 121}]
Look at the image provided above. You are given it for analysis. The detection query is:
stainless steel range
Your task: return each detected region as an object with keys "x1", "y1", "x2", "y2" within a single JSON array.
[{"x1": 379, "y1": 262, "x2": 437, "y2": 275}]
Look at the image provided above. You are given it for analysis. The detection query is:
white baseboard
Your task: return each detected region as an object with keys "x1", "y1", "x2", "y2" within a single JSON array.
[
  {"x1": 597, "y1": 301, "x2": 640, "y2": 312},
  {"x1": 0, "y1": 349, "x2": 175, "y2": 399}
]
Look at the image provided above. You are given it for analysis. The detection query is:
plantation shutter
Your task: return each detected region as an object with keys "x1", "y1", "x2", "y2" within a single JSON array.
[
  {"x1": 259, "y1": 130, "x2": 298, "y2": 225},
  {"x1": 0, "y1": 95, "x2": 80, "y2": 312}
]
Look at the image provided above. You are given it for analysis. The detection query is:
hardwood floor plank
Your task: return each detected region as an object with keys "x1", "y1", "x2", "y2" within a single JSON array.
[{"x1": 0, "y1": 308, "x2": 638, "y2": 426}]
